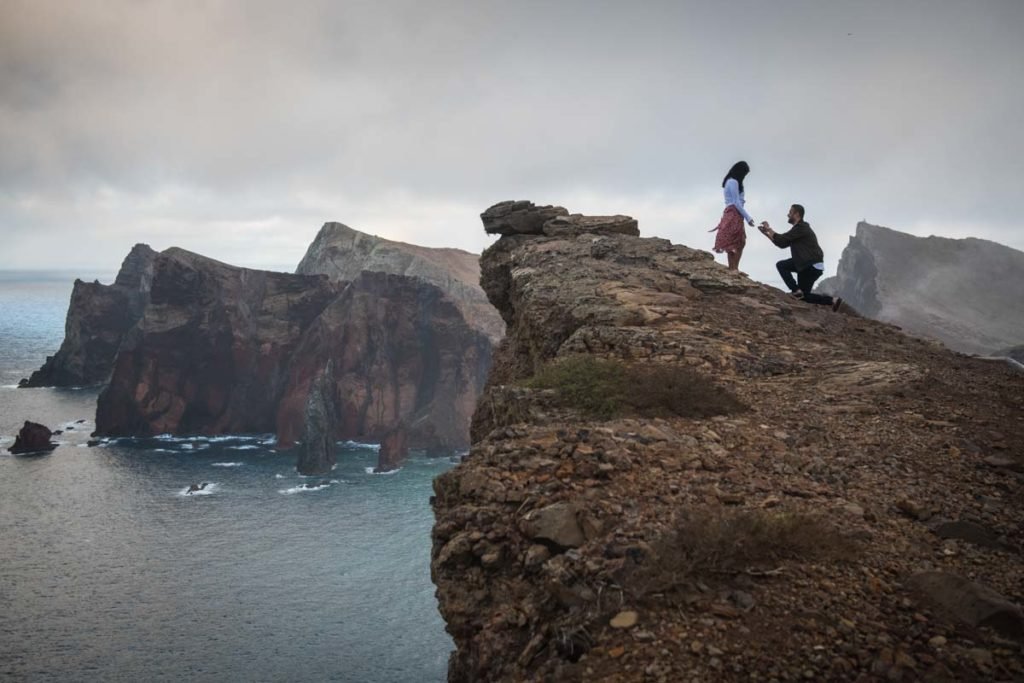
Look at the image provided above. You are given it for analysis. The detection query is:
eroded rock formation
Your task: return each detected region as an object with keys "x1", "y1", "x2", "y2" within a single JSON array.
[
  {"x1": 21, "y1": 244, "x2": 156, "y2": 387},
  {"x1": 296, "y1": 361, "x2": 339, "y2": 476},
  {"x1": 94, "y1": 248, "x2": 340, "y2": 437},
  {"x1": 9, "y1": 421, "x2": 57, "y2": 454},
  {"x1": 296, "y1": 221, "x2": 505, "y2": 344},
  {"x1": 92, "y1": 247, "x2": 491, "y2": 454},
  {"x1": 275, "y1": 270, "x2": 492, "y2": 451},
  {"x1": 431, "y1": 202, "x2": 1024, "y2": 682},
  {"x1": 375, "y1": 424, "x2": 409, "y2": 473},
  {"x1": 816, "y1": 222, "x2": 1024, "y2": 355}
]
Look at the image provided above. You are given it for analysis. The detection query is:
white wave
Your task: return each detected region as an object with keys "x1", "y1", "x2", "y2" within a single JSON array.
[
  {"x1": 1, "y1": 384, "x2": 21, "y2": 389},
  {"x1": 342, "y1": 440, "x2": 380, "y2": 451},
  {"x1": 228, "y1": 444, "x2": 259, "y2": 450},
  {"x1": 279, "y1": 482, "x2": 331, "y2": 494},
  {"x1": 179, "y1": 443, "x2": 194, "y2": 450},
  {"x1": 211, "y1": 462, "x2": 243, "y2": 467},
  {"x1": 154, "y1": 448, "x2": 173, "y2": 453},
  {"x1": 177, "y1": 482, "x2": 219, "y2": 497},
  {"x1": 274, "y1": 473, "x2": 286, "y2": 479},
  {"x1": 364, "y1": 466, "x2": 402, "y2": 476}
]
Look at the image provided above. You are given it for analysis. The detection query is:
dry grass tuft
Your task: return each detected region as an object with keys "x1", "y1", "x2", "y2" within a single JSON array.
[
  {"x1": 526, "y1": 356, "x2": 745, "y2": 420},
  {"x1": 634, "y1": 508, "x2": 857, "y2": 595}
]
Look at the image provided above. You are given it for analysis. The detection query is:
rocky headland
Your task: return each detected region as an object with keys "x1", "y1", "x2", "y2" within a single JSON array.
[
  {"x1": 431, "y1": 202, "x2": 1024, "y2": 681},
  {"x1": 92, "y1": 248, "x2": 491, "y2": 461},
  {"x1": 816, "y1": 222, "x2": 1024, "y2": 356},
  {"x1": 297, "y1": 221, "x2": 504, "y2": 344},
  {"x1": 27, "y1": 222, "x2": 498, "y2": 473},
  {"x1": 21, "y1": 243, "x2": 156, "y2": 387}
]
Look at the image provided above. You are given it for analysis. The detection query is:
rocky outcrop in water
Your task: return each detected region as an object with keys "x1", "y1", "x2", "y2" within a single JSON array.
[
  {"x1": 8, "y1": 421, "x2": 57, "y2": 454},
  {"x1": 296, "y1": 222, "x2": 505, "y2": 344},
  {"x1": 20, "y1": 244, "x2": 156, "y2": 387},
  {"x1": 92, "y1": 247, "x2": 491, "y2": 454},
  {"x1": 375, "y1": 424, "x2": 409, "y2": 473},
  {"x1": 816, "y1": 222, "x2": 1024, "y2": 355},
  {"x1": 430, "y1": 201, "x2": 1024, "y2": 682},
  {"x1": 296, "y1": 361, "x2": 339, "y2": 476}
]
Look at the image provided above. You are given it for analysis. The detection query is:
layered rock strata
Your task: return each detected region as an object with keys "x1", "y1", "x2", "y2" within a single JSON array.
[
  {"x1": 21, "y1": 244, "x2": 156, "y2": 387},
  {"x1": 816, "y1": 222, "x2": 1024, "y2": 355},
  {"x1": 431, "y1": 202, "x2": 1024, "y2": 682},
  {"x1": 297, "y1": 221, "x2": 505, "y2": 344}
]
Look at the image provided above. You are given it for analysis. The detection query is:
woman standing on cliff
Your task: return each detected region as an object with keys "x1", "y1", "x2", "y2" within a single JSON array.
[{"x1": 710, "y1": 160, "x2": 756, "y2": 270}]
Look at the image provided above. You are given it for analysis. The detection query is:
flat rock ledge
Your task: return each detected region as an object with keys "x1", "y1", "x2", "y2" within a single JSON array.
[{"x1": 481, "y1": 200, "x2": 639, "y2": 238}]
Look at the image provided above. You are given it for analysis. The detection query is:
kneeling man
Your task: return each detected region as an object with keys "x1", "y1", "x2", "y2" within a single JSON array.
[{"x1": 759, "y1": 204, "x2": 842, "y2": 311}]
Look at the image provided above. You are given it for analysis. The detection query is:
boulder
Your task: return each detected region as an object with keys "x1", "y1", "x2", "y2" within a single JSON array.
[
  {"x1": 907, "y1": 571, "x2": 1024, "y2": 639},
  {"x1": 521, "y1": 501, "x2": 585, "y2": 549},
  {"x1": 375, "y1": 424, "x2": 409, "y2": 473},
  {"x1": 9, "y1": 421, "x2": 57, "y2": 454},
  {"x1": 481, "y1": 200, "x2": 569, "y2": 236}
]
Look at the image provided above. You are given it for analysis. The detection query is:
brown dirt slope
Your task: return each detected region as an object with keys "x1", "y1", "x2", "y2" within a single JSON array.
[{"x1": 431, "y1": 202, "x2": 1024, "y2": 682}]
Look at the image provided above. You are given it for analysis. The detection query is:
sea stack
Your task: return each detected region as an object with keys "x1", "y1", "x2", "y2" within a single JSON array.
[
  {"x1": 296, "y1": 362, "x2": 338, "y2": 476},
  {"x1": 9, "y1": 421, "x2": 57, "y2": 454}
]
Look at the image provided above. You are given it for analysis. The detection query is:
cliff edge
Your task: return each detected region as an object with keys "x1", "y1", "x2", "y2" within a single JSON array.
[{"x1": 431, "y1": 202, "x2": 1024, "y2": 681}]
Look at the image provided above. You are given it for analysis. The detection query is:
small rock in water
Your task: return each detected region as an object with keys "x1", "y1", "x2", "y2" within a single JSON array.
[{"x1": 9, "y1": 421, "x2": 57, "y2": 455}]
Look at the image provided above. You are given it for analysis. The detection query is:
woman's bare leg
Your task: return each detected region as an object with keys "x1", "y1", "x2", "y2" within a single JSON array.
[{"x1": 727, "y1": 246, "x2": 743, "y2": 270}]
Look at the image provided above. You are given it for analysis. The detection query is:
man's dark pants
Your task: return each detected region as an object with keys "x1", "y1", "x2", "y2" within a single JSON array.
[{"x1": 776, "y1": 259, "x2": 834, "y2": 306}]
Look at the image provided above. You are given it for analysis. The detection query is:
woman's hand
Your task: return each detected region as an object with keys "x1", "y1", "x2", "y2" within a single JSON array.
[{"x1": 747, "y1": 219, "x2": 755, "y2": 227}]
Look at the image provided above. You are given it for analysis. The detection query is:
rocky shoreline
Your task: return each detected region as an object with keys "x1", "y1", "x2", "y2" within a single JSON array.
[{"x1": 430, "y1": 202, "x2": 1024, "y2": 681}]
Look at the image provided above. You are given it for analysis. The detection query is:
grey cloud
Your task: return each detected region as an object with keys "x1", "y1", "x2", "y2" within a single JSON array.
[{"x1": 1, "y1": 0, "x2": 1022, "y2": 278}]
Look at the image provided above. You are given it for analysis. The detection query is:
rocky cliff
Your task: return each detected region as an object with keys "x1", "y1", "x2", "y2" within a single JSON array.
[
  {"x1": 21, "y1": 243, "x2": 156, "y2": 387},
  {"x1": 297, "y1": 222, "x2": 505, "y2": 344},
  {"x1": 94, "y1": 248, "x2": 491, "y2": 453},
  {"x1": 816, "y1": 222, "x2": 1024, "y2": 355},
  {"x1": 431, "y1": 202, "x2": 1024, "y2": 682}
]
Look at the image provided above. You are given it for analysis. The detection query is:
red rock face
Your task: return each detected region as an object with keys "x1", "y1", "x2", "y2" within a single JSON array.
[
  {"x1": 93, "y1": 248, "x2": 492, "y2": 452},
  {"x1": 276, "y1": 271, "x2": 492, "y2": 451},
  {"x1": 95, "y1": 249, "x2": 341, "y2": 436},
  {"x1": 375, "y1": 424, "x2": 409, "y2": 473}
]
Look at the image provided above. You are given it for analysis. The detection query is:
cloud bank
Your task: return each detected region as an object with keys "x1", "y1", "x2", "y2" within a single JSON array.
[{"x1": 2, "y1": 0, "x2": 1022, "y2": 287}]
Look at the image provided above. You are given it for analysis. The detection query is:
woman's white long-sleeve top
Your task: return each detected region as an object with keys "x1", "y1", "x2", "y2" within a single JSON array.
[{"x1": 724, "y1": 178, "x2": 754, "y2": 224}]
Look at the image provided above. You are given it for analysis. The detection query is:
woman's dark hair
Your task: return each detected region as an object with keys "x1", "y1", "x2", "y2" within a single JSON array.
[{"x1": 722, "y1": 161, "x2": 751, "y2": 194}]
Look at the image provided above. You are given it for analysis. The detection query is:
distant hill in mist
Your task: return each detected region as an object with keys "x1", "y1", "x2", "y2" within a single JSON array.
[{"x1": 816, "y1": 222, "x2": 1024, "y2": 355}]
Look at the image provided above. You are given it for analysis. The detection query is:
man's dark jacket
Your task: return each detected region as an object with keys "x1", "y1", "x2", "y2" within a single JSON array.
[{"x1": 770, "y1": 221, "x2": 824, "y2": 270}]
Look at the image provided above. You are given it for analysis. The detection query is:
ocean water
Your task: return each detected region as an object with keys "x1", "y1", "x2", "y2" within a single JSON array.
[{"x1": 0, "y1": 272, "x2": 453, "y2": 682}]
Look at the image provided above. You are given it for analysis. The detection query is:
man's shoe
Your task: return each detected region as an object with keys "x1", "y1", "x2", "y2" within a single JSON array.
[
  {"x1": 790, "y1": 290, "x2": 804, "y2": 299},
  {"x1": 832, "y1": 297, "x2": 844, "y2": 313}
]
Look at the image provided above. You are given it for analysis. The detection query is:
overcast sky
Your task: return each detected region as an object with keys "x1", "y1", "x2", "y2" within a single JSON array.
[{"x1": 2, "y1": 0, "x2": 1022, "y2": 287}]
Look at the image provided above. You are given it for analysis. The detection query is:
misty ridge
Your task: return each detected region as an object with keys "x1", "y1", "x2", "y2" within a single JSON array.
[{"x1": 817, "y1": 222, "x2": 1024, "y2": 358}]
